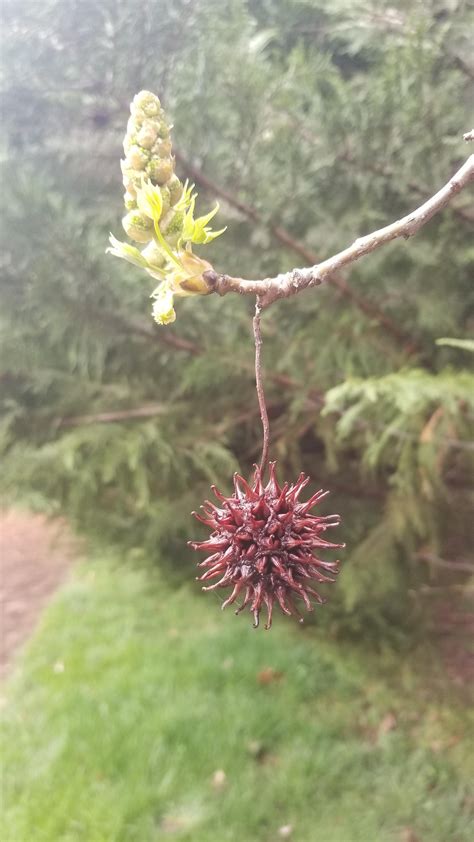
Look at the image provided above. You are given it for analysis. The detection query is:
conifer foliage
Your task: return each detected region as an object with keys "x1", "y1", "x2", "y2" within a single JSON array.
[{"x1": 1, "y1": 0, "x2": 472, "y2": 636}]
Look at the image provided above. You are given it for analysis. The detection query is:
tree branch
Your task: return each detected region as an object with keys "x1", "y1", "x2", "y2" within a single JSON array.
[
  {"x1": 417, "y1": 552, "x2": 474, "y2": 574},
  {"x1": 56, "y1": 404, "x2": 167, "y2": 427},
  {"x1": 203, "y1": 153, "x2": 474, "y2": 308},
  {"x1": 175, "y1": 151, "x2": 420, "y2": 353}
]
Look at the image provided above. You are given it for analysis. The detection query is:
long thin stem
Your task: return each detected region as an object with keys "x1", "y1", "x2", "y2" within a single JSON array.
[{"x1": 253, "y1": 297, "x2": 270, "y2": 472}]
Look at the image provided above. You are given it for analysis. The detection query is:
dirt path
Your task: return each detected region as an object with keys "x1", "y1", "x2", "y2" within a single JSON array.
[{"x1": 0, "y1": 510, "x2": 77, "y2": 679}]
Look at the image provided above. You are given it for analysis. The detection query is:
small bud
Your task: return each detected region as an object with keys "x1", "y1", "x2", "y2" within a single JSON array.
[
  {"x1": 147, "y1": 157, "x2": 174, "y2": 185},
  {"x1": 122, "y1": 169, "x2": 143, "y2": 194},
  {"x1": 160, "y1": 209, "x2": 184, "y2": 246},
  {"x1": 122, "y1": 210, "x2": 154, "y2": 244},
  {"x1": 126, "y1": 145, "x2": 150, "y2": 171},
  {"x1": 136, "y1": 120, "x2": 160, "y2": 150},
  {"x1": 126, "y1": 116, "x2": 137, "y2": 135},
  {"x1": 151, "y1": 137, "x2": 172, "y2": 158},
  {"x1": 168, "y1": 174, "x2": 183, "y2": 206},
  {"x1": 133, "y1": 90, "x2": 161, "y2": 117},
  {"x1": 152, "y1": 286, "x2": 176, "y2": 325},
  {"x1": 123, "y1": 133, "x2": 136, "y2": 154},
  {"x1": 159, "y1": 185, "x2": 171, "y2": 215},
  {"x1": 141, "y1": 241, "x2": 166, "y2": 270},
  {"x1": 123, "y1": 191, "x2": 137, "y2": 210}
]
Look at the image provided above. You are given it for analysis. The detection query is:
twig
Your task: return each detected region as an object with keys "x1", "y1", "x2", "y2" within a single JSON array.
[
  {"x1": 417, "y1": 552, "x2": 474, "y2": 574},
  {"x1": 204, "y1": 153, "x2": 474, "y2": 308},
  {"x1": 57, "y1": 404, "x2": 167, "y2": 427},
  {"x1": 175, "y1": 150, "x2": 419, "y2": 353},
  {"x1": 253, "y1": 298, "x2": 270, "y2": 471}
]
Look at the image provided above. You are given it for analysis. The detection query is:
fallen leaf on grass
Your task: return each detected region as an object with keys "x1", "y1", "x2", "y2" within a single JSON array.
[
  {"x1": 212, "y1": 769, "x2": 227, "y2": 790},
  {"x1": 377, "y1": 712, "x2": 397, "y2": 737},
  {"x1": 399, "y1": 827, "x2": 420, "y2": 842},
  {"x1": 257, "y1": 667, "x2": 284, "y2": 685}
]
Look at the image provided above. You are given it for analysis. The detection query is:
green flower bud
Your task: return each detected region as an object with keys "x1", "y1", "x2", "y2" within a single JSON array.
[
  {"x1": 159, "y1": 185, "x2": 171, "y2": 215},
  {"x1": 136, "y1": 120, "x2": 160, "y2": 150},
  {"x1": 160, "y1": 209, "x2": 184, "y2": 246},
  {"x1": 151, "y1": 138, "x2": 172, "y2": 158},
  {"x1": 147, "y1": 157, "x2": 174, "y2": 185},
  {"x1": 141, "y1": 241, "x2": 166, "y2": 270},
  {"x1": 124, "y1": 191, "x2": 137, "y2": 210},
  {"x1": 122, "y1": 168, "x2": 143, "y2": 194},
  {"x1": 126, "y1": 144, "x2": 150, "y2": 170},
  {"x1": 123, "y1": 133, "x2": 135, "y2": 154},
  {"x1": 122, "y1": 210, "x2": 154, "y2": 244},
  {"x1": 123, "y1": 180, "x2": 136, "y2": 199},
  {"x1": 126, "y1": 117, "x2": 142, "y2": 139},
  {"x1": 132, "y1": 90, "x2": 161, "y2": 117},
  {"x1": 167, "y1": 174, "x2": 183, "y2": 206},
  {"x1": 152, "y1": 286, "x2": 176, "y2": 325}
]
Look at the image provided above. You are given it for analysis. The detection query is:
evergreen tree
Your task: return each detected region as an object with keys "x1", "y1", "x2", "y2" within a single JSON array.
[{"x1": 1, "y1": 0, "x2": 472, "y2": 636}]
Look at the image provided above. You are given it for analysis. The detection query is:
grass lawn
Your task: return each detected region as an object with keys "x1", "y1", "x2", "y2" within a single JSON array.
[{"x1": 1, "y1": 556, "x2": 472, "y2": 842}]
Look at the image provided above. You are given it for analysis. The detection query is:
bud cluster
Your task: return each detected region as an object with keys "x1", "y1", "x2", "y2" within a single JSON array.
[
  {"x1": 108, "y1": 90, "x2": 226, "y2": 325},
  {"x1": 121, "y1": 90, "x2": 184, "y2": 260}
]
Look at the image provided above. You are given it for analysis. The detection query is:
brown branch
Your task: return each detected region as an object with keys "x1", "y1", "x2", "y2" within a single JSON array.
[
  {"x1": 74, "y1": 303, "x2": 202, "y2": 355},
  {"x1": 109, "y1": 312, "x2": 201, "y2": 354},
  {"x1": 203, "y1": 153, "x2": 474, "y2": 308},
  {"x1": 175, "y1": 151, "x2": 420, "y2": 353},
  {"x1": 417, "y1": 552, "x2": 474, "y2": 574},
  {"x1": 57, "y1": 404, "x2": 167, "y2": 427}
]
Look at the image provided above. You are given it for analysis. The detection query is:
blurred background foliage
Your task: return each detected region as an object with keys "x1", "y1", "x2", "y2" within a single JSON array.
[{"x1": 1, "y1": 0, "x2": 473, "y2": 639}]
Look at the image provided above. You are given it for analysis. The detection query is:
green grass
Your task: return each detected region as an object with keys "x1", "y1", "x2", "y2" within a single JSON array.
[{"x1": 1, "y1": 557, "x2": 472, "y2": 842}]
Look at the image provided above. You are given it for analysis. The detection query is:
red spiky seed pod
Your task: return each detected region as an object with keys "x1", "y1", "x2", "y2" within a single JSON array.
[{"x1": 189, "y1": 462, "x2": 344, "y2": 629}]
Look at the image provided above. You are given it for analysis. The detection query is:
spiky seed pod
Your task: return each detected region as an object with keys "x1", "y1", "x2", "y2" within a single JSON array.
[
  {"x1": 190, "y1": 463, "x2": 344, "y2": 629},
  {"x1": 121, "y1": 90, "x2": 185, "y2": 249}
]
